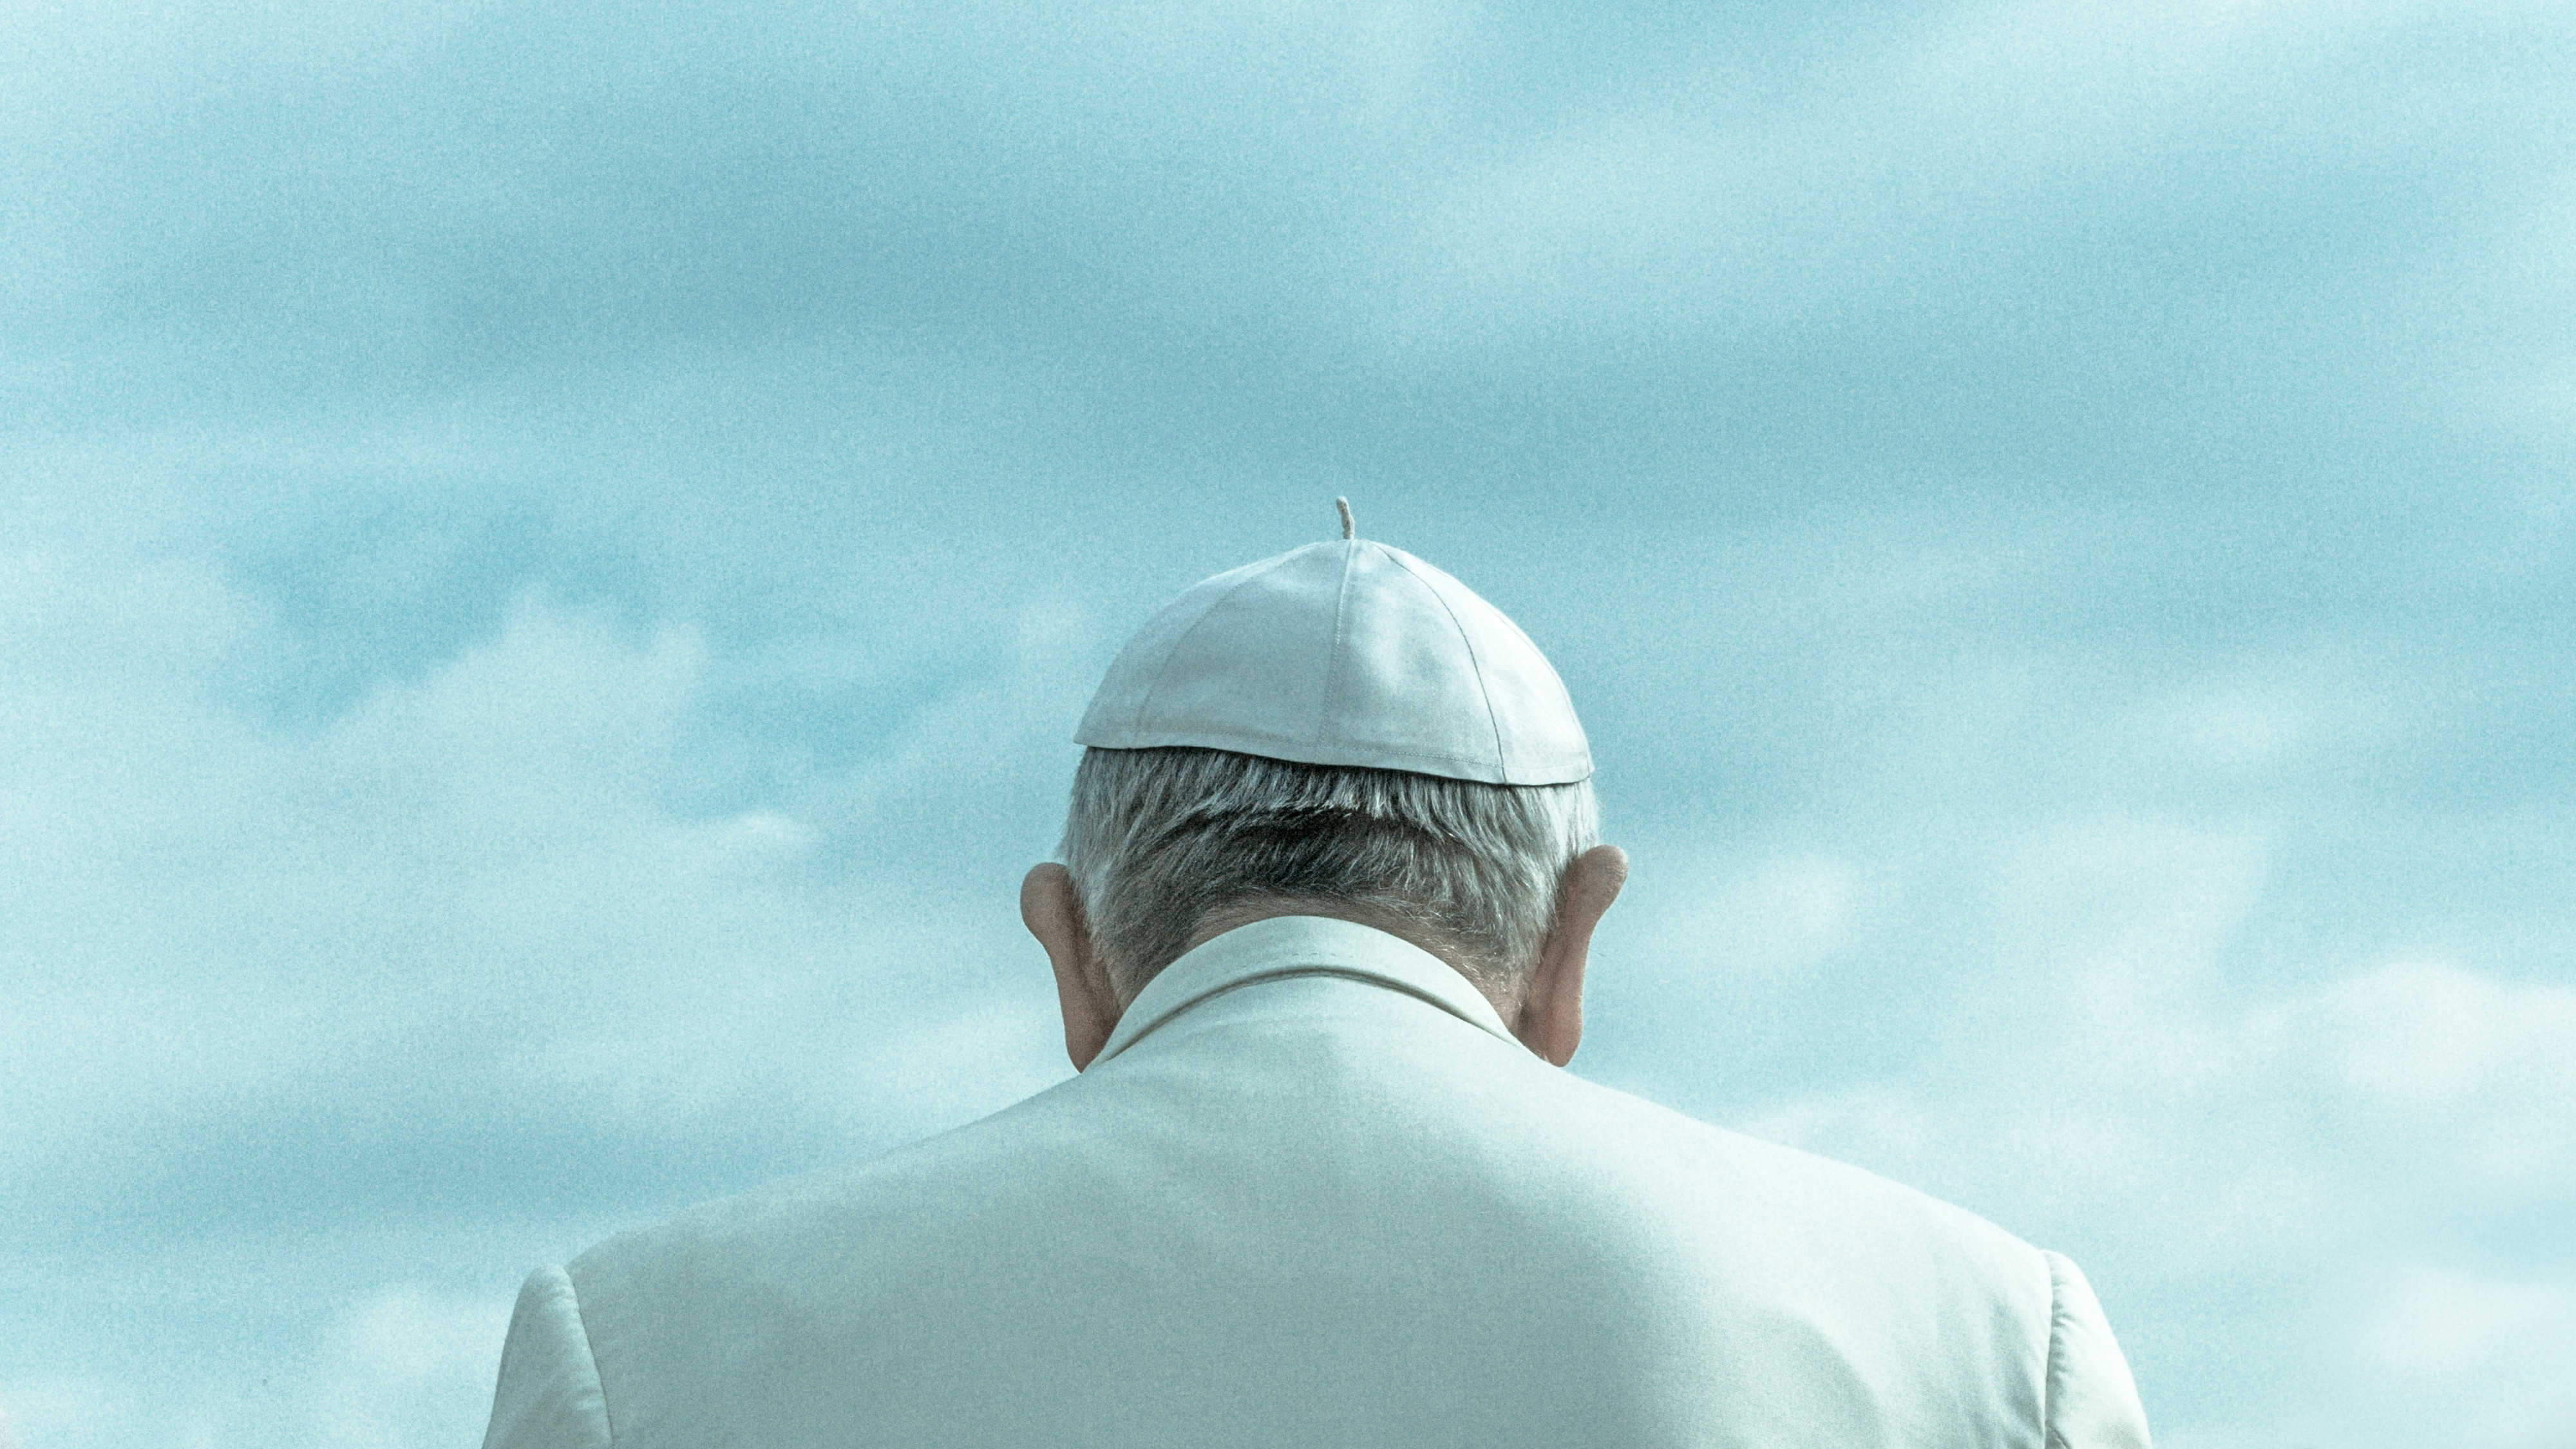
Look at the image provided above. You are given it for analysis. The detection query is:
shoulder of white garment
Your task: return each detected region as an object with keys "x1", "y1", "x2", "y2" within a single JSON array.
[
  {"x1": 482, "y1": 1264, "x2": 613, "y2": 1449},
  {"x1": 486, "y1": 919, "x2": 2156, "y2": 1448},
  {"x1": 2043, "y1": 1251, "x2": 2155, "y2": 1448}
]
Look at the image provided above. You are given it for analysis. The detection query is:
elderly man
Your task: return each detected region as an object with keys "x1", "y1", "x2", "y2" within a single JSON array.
[{"x1": 481, "y1": 510, "x2": 2153, "y2": 1448}]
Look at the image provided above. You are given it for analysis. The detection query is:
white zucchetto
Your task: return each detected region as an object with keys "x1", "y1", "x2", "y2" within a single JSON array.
[{"x1": 1075, "y1": 512, "x2": 1591, "y2": 785}]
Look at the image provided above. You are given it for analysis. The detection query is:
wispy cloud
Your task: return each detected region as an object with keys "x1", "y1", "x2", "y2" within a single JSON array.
[{"x1": 1707, "y1": 814, "x2": 2575, "y2": 1441}]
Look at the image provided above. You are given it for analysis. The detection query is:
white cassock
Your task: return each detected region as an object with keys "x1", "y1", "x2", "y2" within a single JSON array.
[{"x1": 483, "y1": 916, "x2": 2152, "y2": 1448}]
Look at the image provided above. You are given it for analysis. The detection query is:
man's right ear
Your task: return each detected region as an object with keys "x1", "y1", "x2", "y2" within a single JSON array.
[
  {"x1": 1021, "y1": 864, "x2": 1122, "y2": 1071},
  {"x1": 1513, "y1": 844, "x2": 1626, "y2": 1067}
]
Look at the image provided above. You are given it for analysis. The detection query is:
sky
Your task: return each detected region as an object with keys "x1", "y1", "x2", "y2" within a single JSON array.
[{"x1": 1, "y1": 0, "x2": 2570, "y2": 1444}]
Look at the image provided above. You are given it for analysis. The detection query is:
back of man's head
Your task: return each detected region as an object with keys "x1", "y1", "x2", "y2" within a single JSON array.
[
  {"x1": 1059, "y1": 744, "x2": 1598, "y2": 1012},
  {"x1": 1039, "y1": 508, "x2": 1607, "y2": 1041}
]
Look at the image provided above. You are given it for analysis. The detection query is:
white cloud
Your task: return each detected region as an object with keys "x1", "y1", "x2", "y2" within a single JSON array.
[
  {"x1": 2359, "y1": 1265, "x2": 2575, "y2": 1378},
  {"x1": 298, "y1": 1287, "x2": 515, "y2": 1449},
  {"x1": 2268, "y1": 959, "x2": 2576, "y2": 1195},
  {"x1": 1732, "y1": 815, "x2": 2576, "y2": 1442},
  {"x1": 0, "y1": 568, "x2": 692, "y2": 1122},
  {"x1": 0, "y1": 533, "x2": 1090, "y2": 1446},
  {"x1": 1746, "y1": 837, "x2": 2573, "y2": 1229},
  {"x1": 1984, "y1": 819, "x2": 2270, "y2": 1030},
  {"x1": 0, "y1": 1375, "x2": 142, "y2": 1449},
  {"x1": 1365, "y1": 0, "x2": 2568, "y2": 358},
  {"x1": 2348, "y1": 1265, "x2": 2576, "y2": 1448},
  {"x1": 2127, "y1": 681, "x2": 2315, "y2": 774},
  {"x1": 1637, "y1": 854, "x2": 1857, "y2": 981},
  {"x1": 0, "y1": 532, "x2": 1094, "y2": 1196}
]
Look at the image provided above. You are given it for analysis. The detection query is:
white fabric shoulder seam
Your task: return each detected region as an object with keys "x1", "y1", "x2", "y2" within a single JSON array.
[
  {"x1": 563, "y1": 1265, "x2": 619, "y2": 1447},
  {"x1": 2043, "y1": 1249, "x2": 2072, "y2": 1449}
]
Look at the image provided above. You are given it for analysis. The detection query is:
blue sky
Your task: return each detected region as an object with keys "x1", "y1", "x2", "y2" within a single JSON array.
[{"x1": 3, "y1": 0, "x2": 2571, "y2": 1444}]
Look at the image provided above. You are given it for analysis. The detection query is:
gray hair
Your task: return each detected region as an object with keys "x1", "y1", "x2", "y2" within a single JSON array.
[{"x1": 1058, "y1": 746, "x2": 1598, "y2": 1008}]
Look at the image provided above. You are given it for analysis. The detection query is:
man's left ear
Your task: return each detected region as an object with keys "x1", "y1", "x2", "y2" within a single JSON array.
[
  {"x1": 1023, "y1": 863, "x2": 1123, "y2": 1070},
  {"x1": 1513, "y1": 844, "x2": 1627, "y2": 1067}
]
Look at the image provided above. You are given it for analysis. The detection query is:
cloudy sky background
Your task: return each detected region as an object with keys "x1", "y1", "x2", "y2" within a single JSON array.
[{"x1": 4, "y1": 0, "x2": 2571, "y2": 1444}]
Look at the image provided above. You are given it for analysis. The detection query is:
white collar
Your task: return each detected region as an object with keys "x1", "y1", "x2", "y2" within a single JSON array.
[{"x1": 1090, "y1": 915, "x2": 1519, "y2": 1066}]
